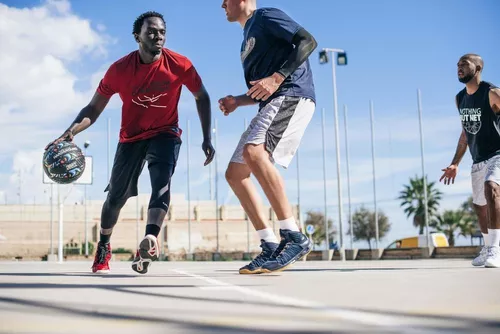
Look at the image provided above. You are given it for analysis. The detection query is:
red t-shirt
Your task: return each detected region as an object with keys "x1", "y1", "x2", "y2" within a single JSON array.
[{"x1": 97, "y1": 48, "x2": 202, "y2": 143}]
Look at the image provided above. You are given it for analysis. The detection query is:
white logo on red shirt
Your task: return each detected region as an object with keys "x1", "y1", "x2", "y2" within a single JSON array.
[{"x1": 132, "y1": 93, "x2": 168, "y2": 108}]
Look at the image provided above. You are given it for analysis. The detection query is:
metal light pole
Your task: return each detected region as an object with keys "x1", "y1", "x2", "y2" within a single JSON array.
[
  {"x1": 321, "y1": 108, "x2": 329, "y2": 249},
  {"x1": 417, "y1": 89, "x2": 431, "y2": 248},
  {"x1": 209, "y1": 159, "x2": 212, "y2": 200},
  {"x1": 244, "y1": 118, "x2": 250, "y2": 253},
  {"x1": 107, "y1": 118, "x2": 111, "y2": 183},
  {"x1": 214, "y1": 119, "x2": 219, "y2": 253},
  {"x1": 296, "y1": 148, "x2": 303, "y2": 232},
  {"x1": 83, "y1": 140, "x2": 90, "y2": 257},
  {"x1": 50, "y1": 183, "x2": 54, "y2": 255},
  {"x1": 344, "y1": 105, "x2": 353, "y2": 250},
  {"x1": 369, "y1": 101, "x2": 379, "y2": 249},
  {"x1": 136, "y1": 185, "x2": 140, "y2": 246},
  {"x1": 319, "y1": 48, "x2": 348, "y2": 260},
  {"x1": 57, "y1": 184, "x2": 63, "y2": 263},
  {"x1": 187, "y1": 119, "x2": 192, "y2": 254}
]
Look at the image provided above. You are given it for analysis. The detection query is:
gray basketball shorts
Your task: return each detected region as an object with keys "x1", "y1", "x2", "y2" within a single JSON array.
[
  {"x1": 230, "y1": 95, "x2": 315, "y2": 168},
  {"x1": 471, "y1": 154, "x2": 500, "y2": 206}
]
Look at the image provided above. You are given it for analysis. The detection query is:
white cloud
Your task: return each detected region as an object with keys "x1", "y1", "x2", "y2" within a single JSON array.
[
  {"x1": 0, "y1": 0, "x2": 110, "y2": 204},
  {"x1": 0, "y1": 1, "x2": 107, "y2": 61},
  {"x1": 0, "y1": 0, "x2": 110, "y2": 139}
]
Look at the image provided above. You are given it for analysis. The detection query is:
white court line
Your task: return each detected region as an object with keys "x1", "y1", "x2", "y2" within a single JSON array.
[
  {"x1": 198, "y1": 286, "x2": 239, "y2": 291},
  {"x1": 172, "y1": 269, "x2": 400, "y2": 327}
]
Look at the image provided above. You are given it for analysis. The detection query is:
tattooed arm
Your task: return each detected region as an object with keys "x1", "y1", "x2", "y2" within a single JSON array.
[{"x1": 439, "y1": 97, "x2": 468, "y2": 185}]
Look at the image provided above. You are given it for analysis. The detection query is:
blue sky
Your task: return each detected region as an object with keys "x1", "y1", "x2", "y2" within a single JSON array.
[{"x1": 1, "y1": 0, "x2": 499, "y2": 248}]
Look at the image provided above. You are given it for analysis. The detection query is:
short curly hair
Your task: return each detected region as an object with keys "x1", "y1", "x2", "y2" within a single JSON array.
[{"x1": 132, "y1": 11, "x2": 165, "y2": 35}]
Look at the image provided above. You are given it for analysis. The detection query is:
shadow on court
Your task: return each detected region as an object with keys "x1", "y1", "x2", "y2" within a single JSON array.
[{"x1": 0, "y1": 294, "x2": 499, "y2": 334}]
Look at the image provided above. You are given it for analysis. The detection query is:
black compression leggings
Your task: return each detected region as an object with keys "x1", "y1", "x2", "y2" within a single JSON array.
[{"x1": 100, "y1": 195, "x2": 128, "y2": 230}]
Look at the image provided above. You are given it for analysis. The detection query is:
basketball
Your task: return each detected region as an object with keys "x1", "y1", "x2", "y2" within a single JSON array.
[{"x1": 43, "y1": 141, "x2": 86, "y2": 184}]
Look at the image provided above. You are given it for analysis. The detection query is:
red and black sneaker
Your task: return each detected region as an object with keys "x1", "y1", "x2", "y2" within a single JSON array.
[
  {"x1": 91, "y1": 242, "x2": 112, "y2": 274},
  {"x1": 132, "y1": 235, "x2": 159, "y2": 274}
]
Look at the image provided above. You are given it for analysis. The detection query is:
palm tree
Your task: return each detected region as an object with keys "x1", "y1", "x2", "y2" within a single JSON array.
[
  {"x1": 458, "y1": 218, "x2": 476, "y2": 244},
  {"x1": 459, "y1": 196, "x2": 480, "y2": 244},
  {"x1": 399, "y1": 175, "x2": 443, "y2": 235},
  {"x1": 431, "y1": 210, "x2": 465, "y2": 246},
  {"x1": 460, "y1": 196, "x2": 475, "y2": 216}
]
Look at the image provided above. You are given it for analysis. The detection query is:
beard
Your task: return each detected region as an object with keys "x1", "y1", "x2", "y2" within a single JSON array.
[
  {"x1": 458, "y1": 73, "x2": 474, "y2": 83},
  {"x1": 458, "y1": 67, "x2": 476, "y2": 84}
]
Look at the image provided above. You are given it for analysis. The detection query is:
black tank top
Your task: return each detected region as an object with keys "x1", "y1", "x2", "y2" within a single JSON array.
[{"x1": 457, "y1": 81, "x2": 500, "y2": 163}]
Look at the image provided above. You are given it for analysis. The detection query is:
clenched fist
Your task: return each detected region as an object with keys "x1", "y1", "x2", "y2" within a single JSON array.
[{"x1": 218, "y1": 95, "x2": 238, "y2": 116}]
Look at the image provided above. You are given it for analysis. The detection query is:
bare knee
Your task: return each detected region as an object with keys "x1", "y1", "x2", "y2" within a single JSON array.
[
  {"x1": 485, "y1": 181, "x2": 500, "y2": 202},
  {"x1": 242, "y1": 144, "x2": 267, "y2": 165},
  {"x1": 473, "y1": 203, "x2": 488, "y2": 218},
  {"x1": 225, "y1": 163, "x2": 250, "y2": 186}
]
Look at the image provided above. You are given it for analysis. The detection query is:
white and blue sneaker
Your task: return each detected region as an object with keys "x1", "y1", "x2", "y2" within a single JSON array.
[
  {"x1": 261, "y1": 229, "x2": 312, "y2": 273},
  {"x1": 472, "y1": 246, "x2": 490, "y2": 267},
  {"x1": 239, "y1": 240, "x2": 278, "y2": 274},
  {"x1": 485, "y1": 246, "x2": 500, "y2": 268}
]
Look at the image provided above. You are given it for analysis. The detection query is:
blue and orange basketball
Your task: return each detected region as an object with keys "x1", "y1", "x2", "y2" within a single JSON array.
[{"x1": 43, "y1": 141, "x2": 86, "y2": 184}]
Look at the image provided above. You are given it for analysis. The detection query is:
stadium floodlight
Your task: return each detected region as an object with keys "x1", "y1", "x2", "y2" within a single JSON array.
[
  {"x1": 319, "y1": 48, "x2": 348, "y2": 261},
  {"x1": 337, "y1": 52, "x2": 348, "y2": 66}
]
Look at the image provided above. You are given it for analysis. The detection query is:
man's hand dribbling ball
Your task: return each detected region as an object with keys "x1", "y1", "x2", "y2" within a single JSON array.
[
  {"x1": 218, "y1": 95, "x2": 238, "y2": 116},
  {"x1": 45, "y1": 129, "x2": 74, "y2": 150}
]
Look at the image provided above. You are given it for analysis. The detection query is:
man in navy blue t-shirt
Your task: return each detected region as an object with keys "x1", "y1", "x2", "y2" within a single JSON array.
[{"x1": 219, "y1": 0, "x2": 318, "y2": 274}]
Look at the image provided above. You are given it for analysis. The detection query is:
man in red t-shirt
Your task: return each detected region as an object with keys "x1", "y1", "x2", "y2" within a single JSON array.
[{"x1": 46, "y1": 11, "x2": 215, "y2": 274}]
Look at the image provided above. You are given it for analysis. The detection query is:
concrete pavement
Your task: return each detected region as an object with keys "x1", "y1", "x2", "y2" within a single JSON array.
[{"x1": 0, "y1": 259, "x2": 499, "y2": 333}]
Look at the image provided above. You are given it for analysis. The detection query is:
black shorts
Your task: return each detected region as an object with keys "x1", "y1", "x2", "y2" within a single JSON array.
[{"x1": 104, "y1": 133, "x2": 181, "y2": 205}]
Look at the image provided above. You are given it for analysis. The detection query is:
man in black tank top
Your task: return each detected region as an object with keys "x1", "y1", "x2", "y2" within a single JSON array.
[{"x1": 440, "y1": 54, "x2": 500, "y2": 268}]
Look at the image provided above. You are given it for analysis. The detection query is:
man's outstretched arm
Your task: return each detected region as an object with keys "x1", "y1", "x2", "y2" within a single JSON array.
[
  {"x1": 67, "y1": 92, "x2": 110, "y2": 136},
  {"x1": 192, "y1": 83, "x2": 215, "y2": 166},
  {"x1": 46, "y1": 92, "x2": 110, "y2": 148},
  {"x1": 450, "y1": 129, "x2": 468, "y2": 166},
  {"x1": 439, "y1": 129, "x2": 468, "y2": 185},
  {"x1": 440, "y1": 97, "x2": 468, "y2": 185}
]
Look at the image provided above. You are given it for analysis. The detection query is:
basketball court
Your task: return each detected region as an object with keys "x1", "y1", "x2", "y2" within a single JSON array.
[{"x1": 0, "y1": 259, "x2": 499, "y2": 333}]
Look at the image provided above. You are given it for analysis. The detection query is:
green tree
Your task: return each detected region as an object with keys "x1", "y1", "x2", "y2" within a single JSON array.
[
  {"x1": 431, "y1": 210, "x2": 466, "y2": 246},
  {"x1": 458, "y1": 219, "x2": 476, "y2": 244},
  {"x1": 458, "y1": 196, "x2": 479, "y2": 244},
  {"x1": 348, "y1": 206, "x2": 391, "y2": 249},
  {"x1": 304, "y1": 211, "x2": 336, "y2": 247},
  {"x1": 399, "y1": 175, "x2": 443, "y2": 235},
  {"x1": 460, "y1": 196, "x2": 475, "y2": 217}
]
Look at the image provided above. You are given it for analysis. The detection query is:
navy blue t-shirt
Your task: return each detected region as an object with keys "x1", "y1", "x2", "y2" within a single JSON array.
[{"x1": 241, "y1": 8, "x2": 316, "y2": 108}]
